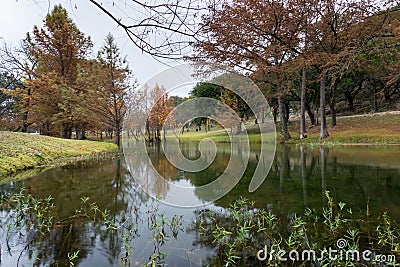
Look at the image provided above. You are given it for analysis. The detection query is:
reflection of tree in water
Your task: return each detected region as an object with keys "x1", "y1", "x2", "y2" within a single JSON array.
[
  {"x1": 186, "y1": 147, "x2": 400, "y2": 266},
  {"x1": 64, "y1": 157, "x2": 141, "y2": 266},
  {"x1": 300, "y1": 145, "x2": 308, "y2": 207},
  {"x1": 33, "y1": 224, "x2": 89, "y2": 266},
  {"x1": 279, "y1": 144, "x2": 291, "y2": 193},
  {"x1": 148, "y1": 143, "x2": 179, "y2": 180},
  {"x1": 21, "y1": 158, "x2": 130, "y2": 218},
  {"x1": 125, "y1": 143, "x2": 171, "y2": 198},
  {"x1": 96, "y1": 157, "x2": 140, "y2": 265},
  {"x1": 319, "y1": 146, "x2": 330, "y2": 205},
  {"x1": 136, "y1": 143, "x2": 400, "y2": 217},
  {"x1": 3, "y1": 144, "x2": 400, "y2": 265},
  {"x1": 214, "y1": 145, "x2": 400, "y2": 219},
  {"x1": 0, "y1": 157, "x2": 149, "y2": 266}
]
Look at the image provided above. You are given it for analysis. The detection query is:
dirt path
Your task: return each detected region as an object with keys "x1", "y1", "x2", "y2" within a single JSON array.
[{"x1": 337, "y1": 110, "x2": 400, "y2": 119}]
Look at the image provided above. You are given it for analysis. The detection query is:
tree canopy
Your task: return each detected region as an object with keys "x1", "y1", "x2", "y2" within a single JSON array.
[
  {"x1": 191, "y1": 0, "x2": 400, "y2": 140},
  {"x1": 0, "y1": 5, "x2": 135, "y2": 147}
]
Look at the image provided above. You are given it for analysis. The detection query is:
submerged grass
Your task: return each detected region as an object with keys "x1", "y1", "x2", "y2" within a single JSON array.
[{"x1": 0, "y1": 131, "x2": 118, "y2": 177}]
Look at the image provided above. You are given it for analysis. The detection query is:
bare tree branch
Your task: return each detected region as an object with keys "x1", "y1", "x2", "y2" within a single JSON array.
[{"x1": 86, "y1": 0, "x2": 212, "y2": 60}]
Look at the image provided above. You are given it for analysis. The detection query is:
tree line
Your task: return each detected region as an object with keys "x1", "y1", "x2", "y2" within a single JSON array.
[
  {"x1": 190, "y1": 0, "x2": 400, "y2": 141},
  {"x1": 125, "y1": 83, "x2": 175, "y2": 143},
  {"x1": 3, "y1": 1, "x2": 400, "y2": 144},
  {"x1": 0, "y1": 5, "x2": 134, "y2": 147}
]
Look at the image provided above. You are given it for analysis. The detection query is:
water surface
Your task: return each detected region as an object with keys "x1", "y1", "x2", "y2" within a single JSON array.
[{"x1": 1, "y1": 143, "x2": 400, "y2": 266}]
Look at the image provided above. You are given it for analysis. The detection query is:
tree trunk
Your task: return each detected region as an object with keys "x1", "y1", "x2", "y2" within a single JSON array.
[
  {"x1": 63, "y1": 125, "x2": 72, "y2": 139},
  {"x1": 146, "y1": 121, "x2": 151, "y2": 142},
  {"x1": 300, "y1": 66, "x2": 307, "y2": 139},
  {"x1": 46, "y1": 122, "x2": 51, "y2": 136},
  {"x1": 330, "y1": 84, "x2": 337, "y2": 127},
  {"x1": 76, "y1": 129, "x2": 86, "y2": 140},
  {"x1": 384, "y1": 87, "x2": 391, "y2": 101},
  {"x1": 156, "y1": 127, "x2": 161, "y2": 142},
  {"x1": 344, "y1": 92, "x2": 355, "y2": 113},
  {"x1": 21, "y1": 112, "x2": 29, "y2": 133},
  {"x1": 21, "y1": 88, "x2": 31, "y2": 133},
  {"x1": 284, "y1": 102, "x2": 290, "y2": 125},
  {"x1": 305, "y1": 101, "x2": 315, "y2": 126},
  {"x1": 319, "y1": 72, "x2": 329, "y2": 139},
  {"x1": 330, "y1": 104, "x2": 336, "y2": 127},
  {"x1": 277, "y1": 82, "x2": 290, "y2": 141},
  {"x1": 114, "y1": 125, "x2": 121, "y2": 147},
  {"x1": 273, "y1": 107, "x2": 278, "y2": 123}
]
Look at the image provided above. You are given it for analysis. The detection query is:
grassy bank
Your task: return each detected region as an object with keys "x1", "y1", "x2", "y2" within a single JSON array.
[
  {"x1": 172, "y1": 112, "x2": 400, "y2": 144},
  {"x1": 287, "y1": 112, "x2": 400, "y2": 144},
  {"x1": 0, "y1": 131, "x2": 118, "y2": 177}
]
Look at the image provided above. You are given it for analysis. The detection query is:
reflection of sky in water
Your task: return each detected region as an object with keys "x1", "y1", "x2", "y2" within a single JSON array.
[
  {"x1": 0, "y1": 157, "x2": 216, "y2": 266},
  {"x1": 2, "y1": 144, "x2": 400, "y2": 266},
  {"x1": 124, "y1": 141, "x2": 275, "y2": 207},
  {"x1": 165, "y1": 179, "x2": 205, "y2": 206}
]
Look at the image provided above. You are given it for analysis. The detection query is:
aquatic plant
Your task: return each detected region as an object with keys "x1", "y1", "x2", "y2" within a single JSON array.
[
  {"x1": 194, "y1": 193, "x2": 400, "y2": 266},
  {"x1": 1, "y1": 189, "x2": 186, "y2": 266}
]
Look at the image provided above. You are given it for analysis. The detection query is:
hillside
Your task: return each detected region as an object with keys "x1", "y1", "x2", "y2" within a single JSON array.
[
  {"x1": 175, "y1": 112, "x2": 400, "y2": 144},
  {"x1": 288, "y1": 111, "x2": 400, "y2": 144}
]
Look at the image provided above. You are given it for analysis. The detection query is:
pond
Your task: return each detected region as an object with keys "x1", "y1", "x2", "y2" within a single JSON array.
[{"x1": 1, "y1": 143, "x2": 400, "y2": 266}]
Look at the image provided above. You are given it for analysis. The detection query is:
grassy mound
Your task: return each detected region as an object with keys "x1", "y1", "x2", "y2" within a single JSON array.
[{"x1": 0, "y1": 132, "x2": 118, "y2": 177}]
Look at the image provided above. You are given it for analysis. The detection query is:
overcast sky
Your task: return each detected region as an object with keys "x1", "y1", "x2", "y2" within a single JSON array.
[{"x1": 0, "y1": 0, "x2": 192, "y2": 96}]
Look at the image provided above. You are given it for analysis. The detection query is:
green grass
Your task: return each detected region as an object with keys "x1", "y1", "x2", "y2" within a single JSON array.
[
  {"x1": 0, "y1": 132, "x2": 118, "y2": 177},
  {"x1": 169, "y1": 128, "x2": 276, "y2": 143},
  {"x1": 175, "y1": 130, "x2": 230, "y2": 143},
  {"x1": 168, "y1": 113, "x2": 400, "y2": 145}
]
